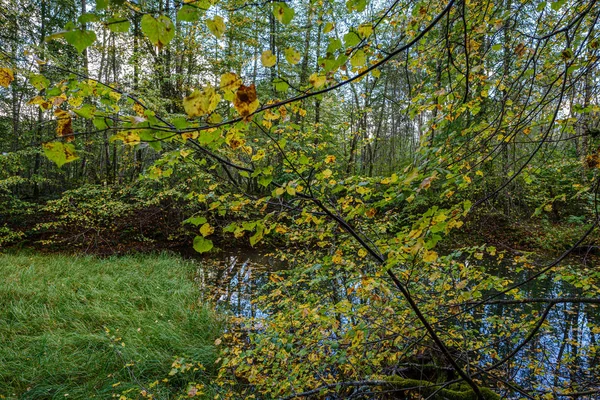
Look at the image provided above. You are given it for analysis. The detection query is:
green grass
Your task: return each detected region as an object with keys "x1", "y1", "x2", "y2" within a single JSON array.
[{"x1": 0, "y1": 252, "x2": 222, "y2": 399}]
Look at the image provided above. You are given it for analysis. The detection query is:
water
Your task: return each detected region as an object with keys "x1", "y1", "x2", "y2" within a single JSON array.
[
  {"x1": 192, "y1": 248, "x2": 282, "y2": 318},
  {"x1": 191, "y1": 249, "x2": 600, "y2": 398}
]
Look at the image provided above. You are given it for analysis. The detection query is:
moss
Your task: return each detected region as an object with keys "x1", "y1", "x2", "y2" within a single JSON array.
[{"x1": 385, "y1": 377, "x2": 501, "y2": 400}]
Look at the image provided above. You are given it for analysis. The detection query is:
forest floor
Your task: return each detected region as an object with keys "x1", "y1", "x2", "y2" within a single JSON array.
[{"x1": 0, "y1": 252, "x2": 221, "y2": 399}]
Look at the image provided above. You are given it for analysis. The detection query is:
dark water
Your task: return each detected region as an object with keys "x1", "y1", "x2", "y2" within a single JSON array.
[
  {"x1": 472, "y1": 261, "x2": 599, "y2": 397},
  {"x1": 191, "y1": 250, "x2": 599, "y2": 398},
  {"x1": 192, "y1": 249, "x2": 281, "y2": 318}
]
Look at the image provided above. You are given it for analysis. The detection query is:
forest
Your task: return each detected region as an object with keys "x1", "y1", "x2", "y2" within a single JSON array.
[{"x1": 0, "y1": 0, "x2": 599, "y2": 398}]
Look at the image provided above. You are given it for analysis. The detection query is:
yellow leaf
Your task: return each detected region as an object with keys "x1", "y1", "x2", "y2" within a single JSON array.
[
  {"x1": 332, "y1": 252, "x2": 343, "y2": 264},
  {"x1": 284, "y1": 47, "x2": 301, "y2": 65},
  {"x1": 183, "y1": 85, "x2": 221, "y2": 118},
  {"x1": 322, "y1": 169, "x2": 332, "y2": 178},
  {"x1": 200, "y1": 223, "x2": 214, "y2": 237},
  {"x1": 182, "y1": 131, "x2": 199, "y2": 141},
  {"x1": 263, "y1": 109, "x2": 279, "y2": 120},
  {"x1": 252, "y1": 149, "x2": 265, "y2": 161},
  {"x1": 110, "y1": 130, "x2": 140, "y2": 145},
  {"x1": 206, "y1": 16, "x2": 226, "y2": 38},
  {"x1": 133, "y1": 103, "x2": 145, "y2": 116},
  {"x1": 309, "y1": 73, "x2": 326, "y2": 88},
  {"x1": 261, "y1": 50, "x2": 277, "y2": 67},
  {"x1": 227, "y1": 135, "x2": 245, "y2": 150},
  {"x1": 423, "y1": 250, "x2": 438, "y2": 262},
  {"x1": 0, "y1": 68, "x2": 14, "y2": 87},
  {"x1": 68, "y1": 96, "x2": 83, "y2": 107},
  {"x1": 51, "y1": 93, "x2": 67, "y2": 107},
  {"x1": 109, "y1": 91, "x2": 121, "y2": 102},
  {"x1": 357, "y1": 23, "x2": 373, "y2": 38},
  {"x1": 220, "y1": 72, "x2": 242, "y2": 92},
  {"x1": 350, "y1": 49, "x2": 366, "y2": 68},
  {"x1": 28, "y1": 96, "x2": 51, "y2": 110}
]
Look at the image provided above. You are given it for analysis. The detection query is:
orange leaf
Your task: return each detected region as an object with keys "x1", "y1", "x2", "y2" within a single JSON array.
[
  {"x1": 55, "y1": 109, "x2": 74, "y2": 142},
  {"x1": 234, "y1": 84, "x2": 259, "y2": 118}
]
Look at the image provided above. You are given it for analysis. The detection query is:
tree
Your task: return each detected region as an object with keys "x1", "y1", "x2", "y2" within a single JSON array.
[{"x1": 1, "y1": 0, "x2": 600, "y2": 398}]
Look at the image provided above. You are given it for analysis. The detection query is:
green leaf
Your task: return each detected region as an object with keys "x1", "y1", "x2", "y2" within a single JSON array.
[
  {"x1": 350, "y1": 49, "x2": 366, "y2": 68},
  {"x1": 193, "y1": 235, "x2": 213, "y2": 253},
  {"x1": 551, "y1": 0, "x2": 565, "y2": 11},
  {"x1": 184, "y1": 216, "x2": 207, "y2": 226},
  {"x1": 273, "y1": 2, "x2": 294, "y2": 24},
  {"x1": 107, "y1": 17, "x2": 131, "y2": 33},
  {"x1": 78, "y1": 13, "x2": 100, "y2": 24},
  {"x1": 93, "y1": 117, "x2": 110, "y2": 130},
  {"x1": 177, "y1": 5, "x2": 202, "y2": 22},
  {"x1": 273, "y1": 78, "x2": 289, "y2": 92},
  {"x1": 346, "y1": 0, "x2": 367, "y2": 12},
  {"x1": 344, "y1": 31, "x2": 361, "y2": 47},
  {"x1": 29, "y1": 74, "x2": 50, "y2": 90},
  {"x1": 198, "y1": 128, "x2": 221, "y2": 145},
  {"x1": 43, "y1": 142, "x2": 79, "y2": 167},
  {"x1": 73, "y1": 104, "x2": 96, "y2": 119},
  {"x1": 172, "y1": 117, "x2": 189, "y2": 130},
  {"x1": 141, "y1": 14, "x2": 175, "y2": 49},
  {"x1": 249, "y1": 222, "x2": 264, "y2": 246},
  {"x1": 64, "y1": 29, "x2": 97, "y2": 53},
  {"x1": 327, "y1": 38, "x2": 342, "y2": 54},
  {"x1": 96, "y1": 0, "x2": 109, "y2": 10},
  {"x1": 206, "y1": 16, "x2": 226, "y2": 38},
  {"x1": 258, "y1": 175, "x2": 273, "y2": 187},
  {"x1": 492, "y1": 44, "x2": 502, "y2": 51}
]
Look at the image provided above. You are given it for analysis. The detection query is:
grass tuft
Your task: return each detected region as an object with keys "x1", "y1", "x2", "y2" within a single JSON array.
[{"x1": 0, "y1": 251, "x2": 221, "y2": 399}]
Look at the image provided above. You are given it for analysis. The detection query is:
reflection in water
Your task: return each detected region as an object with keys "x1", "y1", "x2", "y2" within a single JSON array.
[
  {"x1": 472, "y1": 263, "x2": 599, "y2": 396},
  {"x1": 194, "y1": 249, "x2": 281, "y2": 318},
  {"x1": 194, "y1": 251, "x2": 599, "y2": 397}
]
